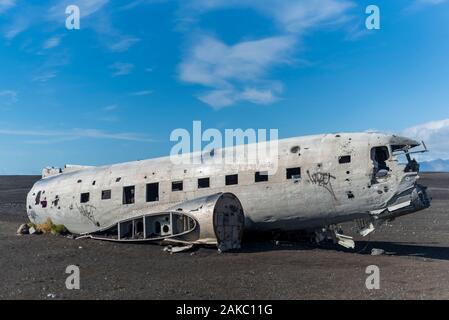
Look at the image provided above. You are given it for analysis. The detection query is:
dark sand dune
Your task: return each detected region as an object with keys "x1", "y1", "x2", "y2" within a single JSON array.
[{"x1": 0, "y1": 173, "x2": 448, "y2": 299}]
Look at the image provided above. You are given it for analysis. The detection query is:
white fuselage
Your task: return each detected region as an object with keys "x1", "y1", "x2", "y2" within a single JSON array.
[{"x1": 26, "y1": 132, "x2": 425, "y2": 235}]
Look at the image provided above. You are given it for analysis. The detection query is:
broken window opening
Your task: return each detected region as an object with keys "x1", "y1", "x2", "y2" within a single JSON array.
[
  {"x1": 123, "y1": 186, "x2": 135, "y2": 204},
  {"x1": 146, "y1": 183, "x2": 159, "y2": 202},
  {"x1": 35, "y1": 191, "x2": 42, "y2": 205},
  {"x1": 286, "y1": 167, "x2": 301, "y2": 180},
  {"x1": 255, "y1": 171, "x2": 268, "y2": 182},
  {"x1": 225, "y1": 174, "x2": 238, "y2": 186},
  {"x1": 172, "y1": 181, "x2": 183, "y2": 192},
  {"x1": 338, "y1": 155, "x2": 351, "y2": 164},
  {"x1": 102, "y1": 190, "x2": 111, "y2": 200},
  {"x1": 371, "y1": 146, "x2": 390, "y2": 181},
  {"x1": 198, "y1": 178, "x2": 210, "y2": 189},
  {"x1": 80, "y1": 192, "x2": 90, "y2": 203}
]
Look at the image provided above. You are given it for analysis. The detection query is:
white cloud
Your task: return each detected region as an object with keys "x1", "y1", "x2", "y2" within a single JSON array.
[
  {"x1": 402, "y1": 118, "x2": 449, "y2": 161},
  {"x1": 405, "y1": 0, "x2": 447, "y2": 12},
  {"x1": 0, "y1": 128, "x2": 154, "y2": 143},
  {"x1": 198, "y1": 86, "x2": 282, "y2": 109},
  {"x1": 414, "y1": 0, "x2": 447, "y2": 5},
  {"x1": 4, "y1": 17, "x2": 28, "y2": 39},
  {"x1": 110, "y1": 62, "x2": 134, "y2": 76},
  {"x1": 108, "y1": 36, "x2": 141, "y2": 52},
  {"x1": 103, "y1": 104, "x2": 118, "y2": 111},
  {"x1": 48, "y1": 0, "x2": 109, "y2": 19},
  {"x1": 198, "y1": 90, "x2": 236, "y2": 109},
  {"x1": 32, "y1": 71, "x2": 57, "y2": 82},
  {"x1": 130, "y1": 90, "x2": 153, "y2": 96},
  {"x1": 178, "y1": 0, "x2": 354, "y2": 108},
  {"x1": 0, "y1": 0, "x2": 15, "y2": 14},
  {"x1": 179, "y1": 35, "x2": 294, "y2": 108},
  {"x1": 182, "y1": 0, "x2": 354, "y2": 32},
  {"x1": 42, "y1": 36, "x2": 62, "y2": 50},
  {"x1": 0, "y1": 90, "x2": 18, "y2": 105}
]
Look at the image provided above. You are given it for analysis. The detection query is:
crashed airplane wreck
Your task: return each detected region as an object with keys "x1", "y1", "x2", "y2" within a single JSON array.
[{"x1": 26, "y1": 132, "x2": 431, "y2": 252}]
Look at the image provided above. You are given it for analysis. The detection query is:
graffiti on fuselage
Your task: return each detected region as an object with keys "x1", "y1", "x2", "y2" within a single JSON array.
[
  {"x1": 307, "y1": 170, "x2": 337, "y2": 200},
  {"x1": 77, "y1": 204, "x2": 100, "y2": 227}
]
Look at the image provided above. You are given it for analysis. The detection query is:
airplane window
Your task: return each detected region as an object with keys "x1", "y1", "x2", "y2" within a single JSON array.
[
  {"x1": 146, "y1": 183, "x2": 159, "y2": 202},
  {"x1": 123, "y1": 186, "x2": 135, "y2": 204},
  {"x1": 339, "y1": 155, "x2": 351, "y2": 164},
  {"x1": 172, "y1": 181, "x2": 183, "y2": 192},
  {"x1": 101, "y1": 190, "x2": 111, "y2": 200},
  {"x1": 371, "y1": 146, "x2": 390, "y2": 172},
  {"x1": 80, "y1": 192, "x2": 90, "y2": 203},
  {"x1": 255, "y1": 171, "x2": 268, "y2": 182},
  {"x1": 286, "y1": 167, "x2": 301, "y2": 180},
  {"x1": 35, "y1": 191, "x2": 42, "y2": 205},
  {"x1": 225, "y1": 174, "x2": 238, "y2": 185},
  {"x1": 198, "y1": 178, "x2": 210, "y2": 189}
]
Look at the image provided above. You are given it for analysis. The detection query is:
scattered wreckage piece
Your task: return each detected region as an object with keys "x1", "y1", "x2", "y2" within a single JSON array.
[
  {"x1": 314, "y1": 225, "x2": 355, "y2": 249},
  {"x1": 77, "y1": 193, "x2": 245, "y2": 252}
]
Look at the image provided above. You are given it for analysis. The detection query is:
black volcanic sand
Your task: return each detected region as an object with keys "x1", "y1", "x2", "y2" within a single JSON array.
[{"x1": 0, "y1": 173, "x2": 449, "y2": 299}]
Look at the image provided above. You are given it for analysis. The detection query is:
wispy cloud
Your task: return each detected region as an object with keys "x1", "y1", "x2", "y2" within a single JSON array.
[
  {"x1": 179, "y1": 35, "x2": 295, "y2": 108},
  {"x1": 31, "y1": 52, "x2": 70, "y2": 82},
  {"x1": 180, "y1": 0, "x2": 354, "y2": 32},
  {"x1": 0, "y1": 128, "x2": 154, "y2": 143},
  {"x1": 0, "y1": 90, "x2": 18, "y2": 105},
  {"x1": 402, "y1": 118, "x2": 449, "y2": 161},
  {"x1": 110, "y1": 62, "x2": 134, "y2": 76},
  {"x1": 4, "y1": 16, "x2": 29, "y2": 39},
  {"x1": 32, "y1": 71, "x2": 57, "y2": 82},
  {"x1": 103, "y1": 104, "x2": 118, "y2": 111},
  {"x1": 42, "y1": 36, "x2": 62, "y2": 50},
  {"x1": 405, "y1": 0, "x2": 447, "y2": 12},
  {"x1": 0, "y1": 0, "x2": 15, "y2": 14},
  {"x1": 178, "y1": 0, "x2": 354, "y2": 108},
  {"x1": 130, "y1": 90, "x2": 153, "y2": 96},
  {"x1": 109, "y1": 36, "x2": 141, "y2": 52},
  {"x1": 48, "y1": 0, "x2": 109, "y2": 19}
]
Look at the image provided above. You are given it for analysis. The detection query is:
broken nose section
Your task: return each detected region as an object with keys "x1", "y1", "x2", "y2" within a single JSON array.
[{"x1": 376, "y1": 183, "x2": 431, "y2": 221}]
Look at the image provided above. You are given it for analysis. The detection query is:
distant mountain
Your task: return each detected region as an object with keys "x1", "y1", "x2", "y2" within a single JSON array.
[{"x1": 420, "y1": 159, "x2": 449, "y2": 172}]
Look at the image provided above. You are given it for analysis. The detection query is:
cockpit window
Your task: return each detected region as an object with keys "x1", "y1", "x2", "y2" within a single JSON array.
[{"x1": 391, "y1": 144, "x2": 420, "y2": 172}]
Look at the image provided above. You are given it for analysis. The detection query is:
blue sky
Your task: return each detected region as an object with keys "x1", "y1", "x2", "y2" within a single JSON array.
[{"x1": 0, "y1": 0, "x2": 449, "y2": 174}]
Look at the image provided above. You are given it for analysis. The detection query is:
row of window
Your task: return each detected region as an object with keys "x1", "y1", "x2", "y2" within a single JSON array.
[{"x1": 79, "y1": 167, "x2": 302, "y2": 205}]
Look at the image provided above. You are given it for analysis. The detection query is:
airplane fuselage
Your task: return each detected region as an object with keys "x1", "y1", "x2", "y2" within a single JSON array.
[{"x1": 26, "y1": 132, "x2": 430, "y2": 239}]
